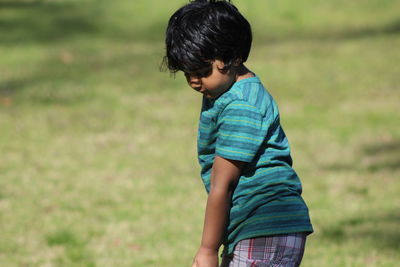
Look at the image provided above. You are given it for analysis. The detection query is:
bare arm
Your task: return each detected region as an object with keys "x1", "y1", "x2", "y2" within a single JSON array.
[{"x1": 192, "y1": 156, "x2": 244, "y2": 267}]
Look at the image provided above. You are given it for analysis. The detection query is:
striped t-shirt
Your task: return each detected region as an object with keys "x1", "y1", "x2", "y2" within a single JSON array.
[{"x1": 197, "y1": 76, "x2": 313, "y2": 254}]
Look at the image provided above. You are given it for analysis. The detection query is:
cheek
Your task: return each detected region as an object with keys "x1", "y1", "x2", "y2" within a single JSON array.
[
  {"x1": 204, "y1": 76, "x2": 227, "y2": 91},
  {"x1": 205, "y1": 80, "x2": 220, "y2": 91},
  {"x1": 216, "y1": 78, "x2": 231, "y2": 91}
]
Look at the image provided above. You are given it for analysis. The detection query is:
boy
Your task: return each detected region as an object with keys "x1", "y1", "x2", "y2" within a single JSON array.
[{"x1": 163, "y1": 1, "x2": 313, "y2": 266}]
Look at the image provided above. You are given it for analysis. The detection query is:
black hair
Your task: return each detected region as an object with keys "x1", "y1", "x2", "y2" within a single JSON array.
[{"x1": 163, "y1": 0, "x2": 252, "y2": 75}]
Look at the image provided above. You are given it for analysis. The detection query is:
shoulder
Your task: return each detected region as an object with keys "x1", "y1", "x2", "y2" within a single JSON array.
[{"x1": 217, "y1": 76, "x2": 276, "y2": 119}]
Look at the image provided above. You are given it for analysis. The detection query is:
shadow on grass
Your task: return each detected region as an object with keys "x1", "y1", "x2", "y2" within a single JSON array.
[
  {"x1": 0, "y1": 1, "x2": 101, "y2": 44},
  {"x1": 320, "y1": 212, "x2": 400, "y2": 251},
  {"x1": 256, "y1": 19, "x2": 400, "y2": 44},
  {"x1": 0, "y1": 1, "x2": 166, "y2": 45},
  {"x1": 0, "y1": 45, "x2": 163, "y2": 106},
  {"x1": 0, "y1": 52, "x2": 147, "y2": 104},
  {"x1": 324, "y1": 139, "x2": 400, "y2": 172},
  {"x1": 362, "y1": 140, "x2": 400, "y2": 172},
  {"x1": 0, "y1": 53, "x2": 94, "y2": 104},
  {"x1": 339, "y1": 19, "x2": 400, "y2": 39}
]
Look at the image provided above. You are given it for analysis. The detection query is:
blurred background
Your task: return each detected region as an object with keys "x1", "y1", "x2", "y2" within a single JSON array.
[{"x1": 0, "y1": 0, "x2": 399, "y2": 266}]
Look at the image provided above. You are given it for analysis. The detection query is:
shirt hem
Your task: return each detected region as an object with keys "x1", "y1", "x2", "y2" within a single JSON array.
[{"x1": 223, "y1": 228, "x2": 314, "y2": 255}]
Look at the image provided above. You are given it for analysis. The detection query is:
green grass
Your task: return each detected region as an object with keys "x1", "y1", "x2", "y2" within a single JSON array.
[{"x1": 0, "y1": 0, "x2": 399, "y2": 266}]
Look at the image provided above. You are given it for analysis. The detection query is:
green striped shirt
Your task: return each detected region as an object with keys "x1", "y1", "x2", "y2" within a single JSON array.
[{"x1": 197, "y1": 76, "x2": 313, "y2": 254}]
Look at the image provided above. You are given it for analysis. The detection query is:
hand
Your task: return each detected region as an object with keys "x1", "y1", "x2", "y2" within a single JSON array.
[{"x1": 192, "y1": 247, "x2": 219, "y2": 267}]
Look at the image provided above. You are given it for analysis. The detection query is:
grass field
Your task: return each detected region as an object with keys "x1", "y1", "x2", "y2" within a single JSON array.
[{"x1": 1, "y1": 0, "x2": 399, "y2": 266}]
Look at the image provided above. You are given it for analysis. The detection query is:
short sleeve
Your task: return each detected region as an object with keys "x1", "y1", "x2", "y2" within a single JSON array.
[{"x1": 216, "y1": 100, "x2": 268, "y2": 162}]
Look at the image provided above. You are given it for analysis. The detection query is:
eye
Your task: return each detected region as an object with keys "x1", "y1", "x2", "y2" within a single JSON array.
[
  {"x1": 184, "y1": 66, "x2": 212, "y2": 79},
  {"x1": 196, "y1": 68, "x2": 212, "y2": 78}
]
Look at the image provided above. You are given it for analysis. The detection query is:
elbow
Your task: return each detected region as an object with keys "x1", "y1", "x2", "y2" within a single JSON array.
[{"x1": 209, "y1": 180, "x2": 237, "y2": 196}]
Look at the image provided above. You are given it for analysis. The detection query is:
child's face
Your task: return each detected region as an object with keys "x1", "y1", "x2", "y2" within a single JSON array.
[{"x1": 184, "y1": 60, "x2": 236, "y2": 99}]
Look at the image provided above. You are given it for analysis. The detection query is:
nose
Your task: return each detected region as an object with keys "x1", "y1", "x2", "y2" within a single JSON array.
[{"x1": 185, "y1": 74, "x2": 202, "y2": 90}]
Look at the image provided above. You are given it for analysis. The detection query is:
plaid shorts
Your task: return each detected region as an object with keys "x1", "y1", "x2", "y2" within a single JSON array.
[{"x1": 220, "y1": 233, "x2": 307, "y2": 267}]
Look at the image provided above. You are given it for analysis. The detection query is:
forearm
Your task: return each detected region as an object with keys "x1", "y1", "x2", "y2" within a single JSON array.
[
  {"x1": 200, "y1": 187, "x2": 233, "y2": 251},
  {"x1": 192, "y1": 156, "x2": 243, "y2": 267}
]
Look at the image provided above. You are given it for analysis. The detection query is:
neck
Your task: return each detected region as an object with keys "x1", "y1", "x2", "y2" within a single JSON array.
[{"x1": 234, "y1": 64, "x2": 254, "y2": 82}]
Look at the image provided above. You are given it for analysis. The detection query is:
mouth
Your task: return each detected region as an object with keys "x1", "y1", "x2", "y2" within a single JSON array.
[
  {"x1": 192, "y1": 87, "x2": 214, "y2": 98},
  {"x1": 196, "y1": 88, "x2": 207, "y2": 95}
]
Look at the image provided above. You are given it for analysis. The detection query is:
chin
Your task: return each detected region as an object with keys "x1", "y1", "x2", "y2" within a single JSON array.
[{"x1": 205, "y1": 95, "x2": 216, "y2": 99}]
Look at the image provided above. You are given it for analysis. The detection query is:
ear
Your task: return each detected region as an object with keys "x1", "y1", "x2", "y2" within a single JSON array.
[{"x1": 215, "y1": 59, "x2": 225, "y2": 69}]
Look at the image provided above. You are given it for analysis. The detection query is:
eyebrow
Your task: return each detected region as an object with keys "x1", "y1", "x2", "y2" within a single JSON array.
[{"x1": 184, "y1": 66, "x2": 213, "y2": 77}]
